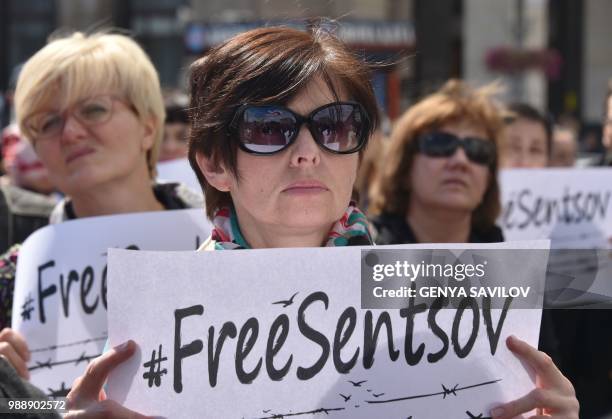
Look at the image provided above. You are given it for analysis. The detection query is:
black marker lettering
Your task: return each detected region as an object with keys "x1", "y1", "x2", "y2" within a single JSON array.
[
  {"x1": 297, "y1": 292, "x2": 330, "y2": 380},
  {"x1": 173, "y1": 305, "x2": 204, "y2": 393}
]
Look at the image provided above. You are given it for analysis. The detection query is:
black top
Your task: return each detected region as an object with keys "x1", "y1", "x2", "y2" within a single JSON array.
[
  {"x1": 0, "y1": 183, "x2": 56, "y2": 254},
  {"x1": 370, "y1": 212, "x2": 504, "y2": 245}
]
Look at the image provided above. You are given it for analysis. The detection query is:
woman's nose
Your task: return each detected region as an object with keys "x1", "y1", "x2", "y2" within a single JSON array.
[
  {"x1": 448, "y1": 145, "x2": 470, "y2": 165},
  {"x1": 60, "y1": 114, "x2": 88, "y2": 143},
  {"x1": 289, "y1": 125, "x2": 321, "y2": 167}
]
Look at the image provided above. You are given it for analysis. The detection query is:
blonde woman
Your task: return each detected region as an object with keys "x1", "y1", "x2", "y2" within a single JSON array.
[{"x1": 0, "y1": 31, "x2": 201, "y2": 384}]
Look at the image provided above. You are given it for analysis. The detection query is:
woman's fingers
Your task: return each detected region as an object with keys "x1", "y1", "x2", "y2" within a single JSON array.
[
  {"x1": 490, "y1": 335, "x2": 579, "y2": 419},
  {"x1": 506, "y1": 335, "x2": 573, "y2": 393},
  {"x1": 491, "y1": 387, "x2": 571, "y2": 418},
  {"x1": 0, "y1": 328, "x2": 31, "y2": 379},
  {"x1": 67, "y1": 340, "x2": 136, "y2": 410},
  {"x1": 0, "y1": 341, "x2": 30, "y2": 379},
  {"x1": 0, "y1": 328, "x2": 30, "y2": 362}
]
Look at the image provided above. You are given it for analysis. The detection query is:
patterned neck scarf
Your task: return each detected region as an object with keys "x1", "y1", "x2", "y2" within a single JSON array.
[{"x1": 210, "y1": 202, "x2": 374, "y2": 250}]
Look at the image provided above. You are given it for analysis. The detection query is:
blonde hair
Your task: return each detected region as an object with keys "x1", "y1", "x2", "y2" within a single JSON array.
[
  {"x1": 15, "y1": 31, "x2": 165, "y2": 178},
  {"x1": 369, "y1": 79, "x2": 505, "y2": 233}
]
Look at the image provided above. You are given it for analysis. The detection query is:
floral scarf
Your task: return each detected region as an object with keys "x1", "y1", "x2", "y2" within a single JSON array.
[
  {"x1": 210, "y1": 202, "x2": 374, "y2": 250},
  {"x1": 0, "y1": 245, "x2": 20, "y2": 329}
]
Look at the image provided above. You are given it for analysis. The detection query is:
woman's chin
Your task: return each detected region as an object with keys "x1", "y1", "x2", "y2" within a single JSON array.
[
  {"x1": 278, "y1": 210, "x2": 339, "y2": 233},
  {"x1": 444, "y1": 202, "x2": 479, "y2": 214},
  {"x1": 432, "y1": 196, "x2": 480, "y2": 213}
]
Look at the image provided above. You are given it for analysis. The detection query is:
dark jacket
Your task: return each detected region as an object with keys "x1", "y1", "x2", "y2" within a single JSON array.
[
  {"x1": 548, "y1": 309, "x2": 612, "y2": 418},
  {"x1": 0, "y1": 358, "x2": 61, "y2": 418},
  {"x1": 370, "y1": 212, "x2": 504, "y2": 245},
  {"x1": 0, "y1": 181, "x2": 56, "y2": 254}
]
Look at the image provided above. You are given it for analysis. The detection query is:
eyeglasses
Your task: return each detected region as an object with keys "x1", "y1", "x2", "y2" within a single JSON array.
[
  {"x1": 25, "y1": 95, "x2": 126, "y2": 141},
  {"x1": 229, "y1": 101, "x2": 370, "y2": 155},
  {"x1": 416, "y1": 131, "x2": 496, "y2": 166}
]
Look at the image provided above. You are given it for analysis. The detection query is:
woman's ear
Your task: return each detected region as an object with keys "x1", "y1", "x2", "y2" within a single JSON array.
[
  {"x1": 140, "y1": 115, "x2": 157, "y2": 152},
  {"x1": 195, "y1": 150, "x2": 232, "y2": 192}
]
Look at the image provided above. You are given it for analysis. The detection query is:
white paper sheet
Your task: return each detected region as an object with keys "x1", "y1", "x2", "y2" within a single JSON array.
[
  {"x1": 157, "y1": 158, "x2": 202, "y2": 195},
  {"x1": 499, "y1": 168, "x2": 612, "y2": 248},
  {"x1": 107, "y1": 241, "x2": 548, "y2": 418},
  {"x1": 12, "y1": 209, "x2": 211, "y2": 396}
]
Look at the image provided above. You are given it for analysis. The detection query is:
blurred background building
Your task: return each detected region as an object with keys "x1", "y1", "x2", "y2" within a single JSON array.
[{"x1": 1, "y1": 0, "x2": 611, "y2": 143}]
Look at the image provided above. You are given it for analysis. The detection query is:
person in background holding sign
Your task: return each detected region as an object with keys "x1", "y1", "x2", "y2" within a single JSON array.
[
  {"x1": 64, "y1": 28, "x2": 578, "y2": 419},
  {"x1": 368, "y1": 79, "x2": 578, "y2": 418},
  {"x1": 500, "y1": 102, "x2": 552, "y2": 169},
  {"x1": 0, "y1": 31, "x2": 202, "y2": 393}
]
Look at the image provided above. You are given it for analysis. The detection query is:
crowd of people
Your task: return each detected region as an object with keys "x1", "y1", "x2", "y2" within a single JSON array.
[{"x1": 0, "y1": 24, "x2": 610, "y2": 418}]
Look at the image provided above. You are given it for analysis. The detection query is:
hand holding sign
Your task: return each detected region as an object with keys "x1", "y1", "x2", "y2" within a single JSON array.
[
  {"x1": 0, "y1": 327, "x2": 31, "y2": 379},
  {"x1": 65, "y1": 340, "x2": 150, "y2": 419},
  {"x1": 490, "y1": 335, "x2": 579, "y2": 419},
  {"x1": 64, "y1": 336, "x2": 579, "y2": 419},
  {"x1": 12, "y1": 209, "x2": 211, "y2": 396},
  {"x1": 102, "y1": 243, "x2": 575, "y2": 418}
]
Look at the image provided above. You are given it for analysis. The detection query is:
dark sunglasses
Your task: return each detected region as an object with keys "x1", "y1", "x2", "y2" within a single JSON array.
[
  {"x1": 416, "y1": 131, "x2": 496, "y2": 166},
  {"x1": 229, "y1": 101, "x2": 370, "y2": 155}
]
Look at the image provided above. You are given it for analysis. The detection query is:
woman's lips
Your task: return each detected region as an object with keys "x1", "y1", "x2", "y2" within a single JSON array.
[
  {"x1": 66, "y1": 148, "x2": 95, "y2": 164},
  {"x1": 442, "y1": 178, "x2": 469, "y2": 188},
  {"x1": 282, "y1": 180, "x2": 329, "y2": 194}
]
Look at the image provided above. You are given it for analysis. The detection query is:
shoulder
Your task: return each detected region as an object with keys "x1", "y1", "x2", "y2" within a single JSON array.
[
  {"x1": 471, "y1": 224, "x2": 505, "y2": 243},
  {"x1": 1, "y1": 183, "x2": 56, "y2": 217},
  {"x1": 370, "y1": 212, "x2": 416, "y2": 245},
  {"x1": 0, "y1": 358, "x2": 59, "y2": 417}
]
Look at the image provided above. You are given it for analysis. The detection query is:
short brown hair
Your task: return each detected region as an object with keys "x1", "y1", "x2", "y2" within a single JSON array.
[
  {"x1": 188, "y1": 26, "x2": 379, "y2": 219},
  {"x1": 369, "y1": 79, "x2": 504, "y2": 233}
]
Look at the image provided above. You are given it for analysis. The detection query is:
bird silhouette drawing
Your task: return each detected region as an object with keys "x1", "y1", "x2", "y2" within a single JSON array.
[
  {"x1": 272, "y1": 292, "x2": 299, "y2": 307},
  {"x1": 347, "y1": 380, "x2": 367, "y2": 387}
]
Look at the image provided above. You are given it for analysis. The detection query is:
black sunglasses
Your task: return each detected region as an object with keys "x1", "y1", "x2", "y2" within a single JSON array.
[
  {"x1": 229, "y1": 101, "x2": 370, "y2": 155},
  {"x1": 416, "y1": 131, "x2": 496, "y2": 166}
]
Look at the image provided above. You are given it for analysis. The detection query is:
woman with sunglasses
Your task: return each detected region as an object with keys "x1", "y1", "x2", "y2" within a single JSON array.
[
  {"x1": 369, "y1": 80, "x2": 578, "y2": 418},
  {"x1": 0, "y1": 31, "x2": 201, "y2": 399},
  {"x1": 64, "y1": 25, "x2": 377, "y2": 418},
  {"x1": 64, "y1": 31, "x2": 577, "y2": 419},
  {"x1": 370, "y1": 80, "x2": 503, "y2": 245}
]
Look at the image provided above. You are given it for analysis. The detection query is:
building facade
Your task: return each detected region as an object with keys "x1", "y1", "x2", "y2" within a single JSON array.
[{"x1": 2, "y1": 0, "x2": 611, "y2": 128}]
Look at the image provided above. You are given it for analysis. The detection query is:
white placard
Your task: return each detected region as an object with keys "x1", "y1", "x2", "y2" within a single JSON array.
[
  {"x1": 499, "y1": 168, "x2": 612, "y2": 248},
  {"x1": 499, "y1": 169, "x2": 612, "y2": 306},
  {"x1": 157, "y1": 158, "x2": 202, "y2": 195},
  {"x1": 107, "y1": 241, "x2": 548, "y2": 418},
  {"x1": 12, "y1": 209, "x2": 212, "y2": 396}
]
